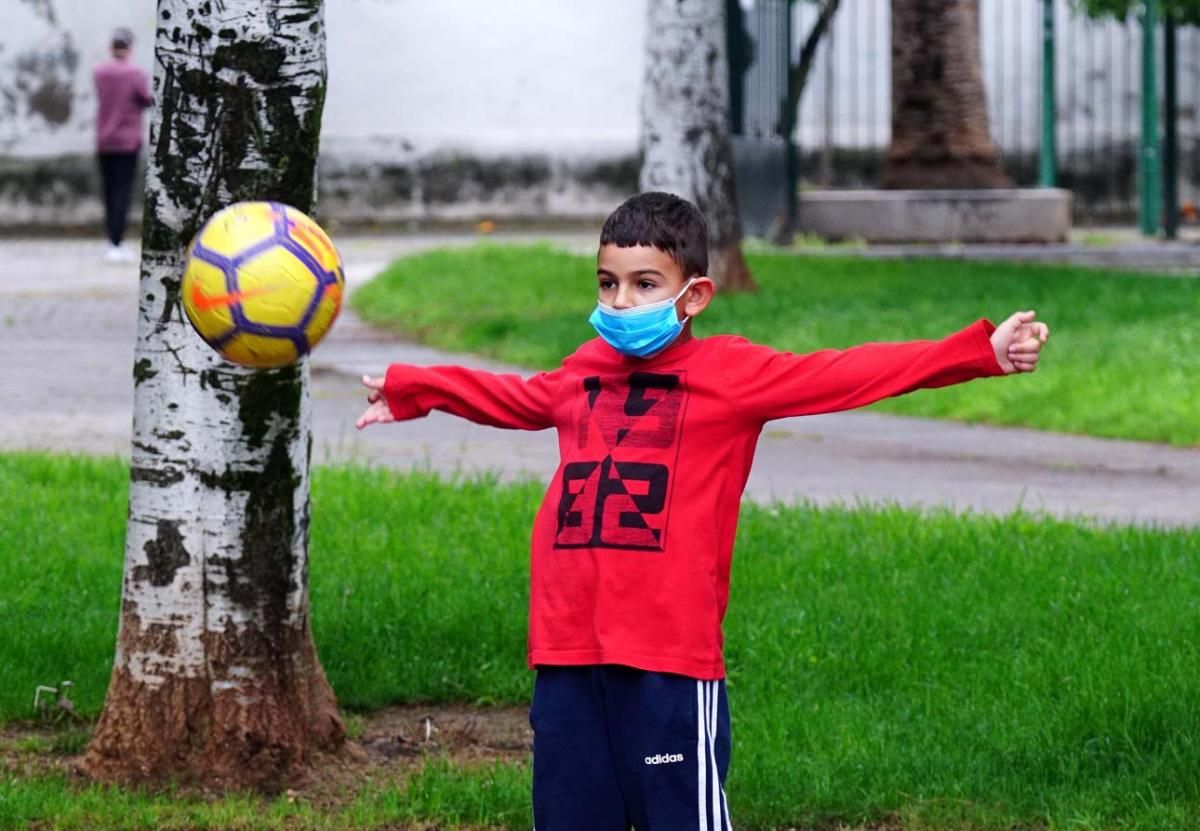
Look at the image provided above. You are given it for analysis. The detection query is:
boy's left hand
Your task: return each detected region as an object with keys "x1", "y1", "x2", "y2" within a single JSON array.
[{"x1": 990, "y1": 310, "x2": 1050, "y2": 374}]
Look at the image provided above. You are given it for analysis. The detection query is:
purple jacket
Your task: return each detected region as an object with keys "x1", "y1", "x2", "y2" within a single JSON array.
[{"x1": 93, "y1": 59, "x2": 152, "y2": 153}]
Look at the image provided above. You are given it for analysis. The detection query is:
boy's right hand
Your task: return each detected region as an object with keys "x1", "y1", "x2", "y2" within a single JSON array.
[
  {"x1": 990, "y1": 310, "x2": 1050, "y2": 374},
  {"x1": 355, "y1": 375, "x2": 395, "y2": 430}
]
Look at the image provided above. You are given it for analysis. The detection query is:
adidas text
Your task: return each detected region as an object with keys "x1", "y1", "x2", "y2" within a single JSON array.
[{"x1": 644, "y1": 753, "x2": 685, "y2": 765}]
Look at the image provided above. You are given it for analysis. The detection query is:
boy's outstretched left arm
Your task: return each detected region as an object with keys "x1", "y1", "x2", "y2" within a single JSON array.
[
  {"x1": 990, "y1": 310, "x2": 1050, "y2": 374},
  {"x1": 723, "y1": 312, "x2": 1053, "y2": 423}
]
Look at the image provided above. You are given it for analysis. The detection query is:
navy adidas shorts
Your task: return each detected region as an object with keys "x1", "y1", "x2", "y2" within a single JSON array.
[{"x1": 530, "y1": 665, "x2": 732, "y2": 830}]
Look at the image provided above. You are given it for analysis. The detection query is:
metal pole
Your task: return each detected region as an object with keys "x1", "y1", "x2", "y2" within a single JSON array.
[
  {"x1": 1039, "y1": 0, "x2": 1056, "y2": 187},
  {"x1": 783, "y1": 2, "x2": 797, "y2": 239},
  {"x1": 1163, "y1": 11, "x2": 1179, "y2": 239},
  {"x1": 820, "y1": 20, "x2": 834, "y2": 187},
  {"x1": 1139, "y1": 0, "x2": 1161, "y2": 236}
]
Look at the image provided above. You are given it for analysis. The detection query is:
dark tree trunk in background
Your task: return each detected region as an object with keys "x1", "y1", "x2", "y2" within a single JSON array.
[
  {"x1": 882, "y1": 0, "x2": 1012, "y2": 189},
  {"x1": 641, "y1": 0, "x2": 757, "y2": 291},
  {"x1": 82, "y1": 0, "x2": 344, "y2": 791}
]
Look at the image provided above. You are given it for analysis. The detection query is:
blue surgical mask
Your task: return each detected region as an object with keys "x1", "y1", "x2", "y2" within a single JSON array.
[{"x1": 588, "y1": 279, "x2": 696, "y2": 358}]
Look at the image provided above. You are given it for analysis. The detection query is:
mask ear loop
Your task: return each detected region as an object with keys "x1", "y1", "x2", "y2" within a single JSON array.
[
  {"x1": 675, "y1": 277, "x2": 698, "y2": 302},
  {"x1": 675, "y1": 277, "x2": 698, "y2": 326}
]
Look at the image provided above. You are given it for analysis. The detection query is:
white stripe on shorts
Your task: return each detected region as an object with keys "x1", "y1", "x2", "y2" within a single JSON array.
[
  {"x1": 696, "y1": 681, "x2": 708, "y2": 831},
  {"x1": 696, "y1": 680, "x2": 733, "y2": 830}
]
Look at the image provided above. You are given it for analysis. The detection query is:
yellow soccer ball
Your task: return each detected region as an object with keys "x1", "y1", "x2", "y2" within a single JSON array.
[{"x1": 181, "y1": 201, "x2": 345, "y2": 369}]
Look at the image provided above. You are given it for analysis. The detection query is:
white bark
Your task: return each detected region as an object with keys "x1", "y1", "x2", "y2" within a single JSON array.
[
  {"x1": 121, "y1": 345, "x2": 313, "y2": 684},
  {"x1": 121, "y1": 0, "x2": 323, "y2": 689},
  {"x1": 639, "y1": 0, "x2": 745, "y2": 256},
  {"x1": 87, "y1": 0, "x2": 340, "y2": 787}
]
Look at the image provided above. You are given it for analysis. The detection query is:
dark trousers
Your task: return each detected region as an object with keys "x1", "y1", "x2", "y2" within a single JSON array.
[
  {"x1": 531, "y1": 665, "x2": 732, "y2": 830},
  {"x1": 97, "y1": 150, "x2": 139, "y2": 246}
]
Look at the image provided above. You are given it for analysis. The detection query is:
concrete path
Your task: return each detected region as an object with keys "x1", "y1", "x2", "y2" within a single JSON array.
[
  {"x1": 810, "y1": 235, "x2": 1200, "y2": 274},
  {"x1": 2, "y1": 234, "x2": 1198, "y2": 529}
]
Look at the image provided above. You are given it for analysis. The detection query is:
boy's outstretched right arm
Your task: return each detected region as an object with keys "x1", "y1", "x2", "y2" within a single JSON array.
[{"x1": 355, "y1": 363, "x2": 559, "y2": 431}]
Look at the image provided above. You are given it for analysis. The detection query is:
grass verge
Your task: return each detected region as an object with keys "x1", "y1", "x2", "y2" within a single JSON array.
[{"x1": 3, "y1": 452, "x2": 1200, "y2": 829}]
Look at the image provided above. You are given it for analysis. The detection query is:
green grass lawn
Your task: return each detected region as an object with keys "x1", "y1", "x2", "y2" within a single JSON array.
[
  {"x1": 0, "y1": 762, "x2": 531, "y2": 831},
  {"x1": 350, "y1": 243, "x2": 1200, "y2": 446},
  {"x1": 4, "y1": 453, "x2": 1200, "y2": 829}
]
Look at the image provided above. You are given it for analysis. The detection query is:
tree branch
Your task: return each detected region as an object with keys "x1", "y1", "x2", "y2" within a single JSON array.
[{"x1": 780, "y1": 0, "x2": 842, "y2": 139}]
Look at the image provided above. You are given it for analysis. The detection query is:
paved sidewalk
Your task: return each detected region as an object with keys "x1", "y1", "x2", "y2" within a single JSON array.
[
  {"x1": 808, "y1": 232, "x2": 1200, "y2": 274},
  {"x1": 2, "y1": 233, "x2": 1198, "y2": 528}
]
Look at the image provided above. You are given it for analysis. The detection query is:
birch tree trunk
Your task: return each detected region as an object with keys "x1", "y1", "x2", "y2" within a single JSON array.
[
  {"x1": 81, "y1": 0, "x2": 344, "y2": 791},
  {"x1": 641, "y1": 0, "x2": 757, "y2": 291},
  {"x1": 882, "y1": 0, "x2": 1012, "y2": 189}
]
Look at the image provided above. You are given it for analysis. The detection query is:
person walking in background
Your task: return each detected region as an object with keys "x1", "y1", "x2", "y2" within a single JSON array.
[{"x1": 93, "y1": 26, "x2": 151, "y2": 263}]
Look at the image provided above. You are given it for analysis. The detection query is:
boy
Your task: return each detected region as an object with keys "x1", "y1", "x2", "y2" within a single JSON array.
[{"x1": 355, "y1": 192, "x2": 1049, "y2": 830}]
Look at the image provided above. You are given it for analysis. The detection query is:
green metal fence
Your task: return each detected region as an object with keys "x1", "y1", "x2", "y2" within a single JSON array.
[{"x1": 729, "y1": 0, "x2": 1199, "y2": 229}]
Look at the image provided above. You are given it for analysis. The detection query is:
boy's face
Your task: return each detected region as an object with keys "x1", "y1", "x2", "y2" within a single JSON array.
[{"x1": 596, "y1": 244, "x2": 713, "y2": 319}]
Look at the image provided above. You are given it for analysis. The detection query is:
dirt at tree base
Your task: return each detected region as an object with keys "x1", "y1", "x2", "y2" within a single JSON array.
[
  {"x1": 301, "y1": 702, "x2": 535, "y2": 811},
  {"x1": 1, "y1": 708, "x2": 955, "y2": 830},
  {"x1": 1, "y1": 702, "x2": 532, "y2": 813}
]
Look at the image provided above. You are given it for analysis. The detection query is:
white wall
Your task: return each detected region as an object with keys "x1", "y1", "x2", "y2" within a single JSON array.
[
  {"x1": 323, "y1": 0, "x2": 644, "y2": 159},
  {"x1": 2, "y1": 0, "x2": 646, "y2": 161}
]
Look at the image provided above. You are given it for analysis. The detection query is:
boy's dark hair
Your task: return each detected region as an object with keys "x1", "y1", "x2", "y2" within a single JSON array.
[{"x1": 599, "y1": 192, "x2": 709, "y2": 278}]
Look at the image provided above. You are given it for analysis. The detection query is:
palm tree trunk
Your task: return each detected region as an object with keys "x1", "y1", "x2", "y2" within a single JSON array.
[
  {"x1": 882, "y1": 0, "x2": 1012, "y2": 189},
  {"x1": 82, "y1": 0, "x2": 344, "y2": 791},
  {"x1": 641, "y1": 0, "x2": 757, "y2": 291}
]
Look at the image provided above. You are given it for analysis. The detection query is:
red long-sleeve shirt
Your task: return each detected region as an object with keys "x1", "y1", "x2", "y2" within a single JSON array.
[{"x1": 384, "y1": 321, "x2": 1004, "y2": 679}]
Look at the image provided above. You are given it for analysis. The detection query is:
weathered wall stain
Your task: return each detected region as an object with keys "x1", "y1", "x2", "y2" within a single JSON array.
[
  {"x1": 20, "y1": 0, "x2": 59, "y2": 26},
  {"x1": 3, "y1": 0, "x2": 77, "y2": 135},
  {"x1": 27, "y1": 77, "x2": 72, "y2": 124},
  {"x1": 3, "y1": 35, "x2": 77, "y2": 130}
]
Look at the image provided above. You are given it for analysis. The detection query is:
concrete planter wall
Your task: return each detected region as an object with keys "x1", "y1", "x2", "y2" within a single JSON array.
[
  {"x1": 0, "y1": 150, "x2": 639, "y2": 233},
  {"x1": 796, "y1": 188, "x2": 1074, "y2": 243}
]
